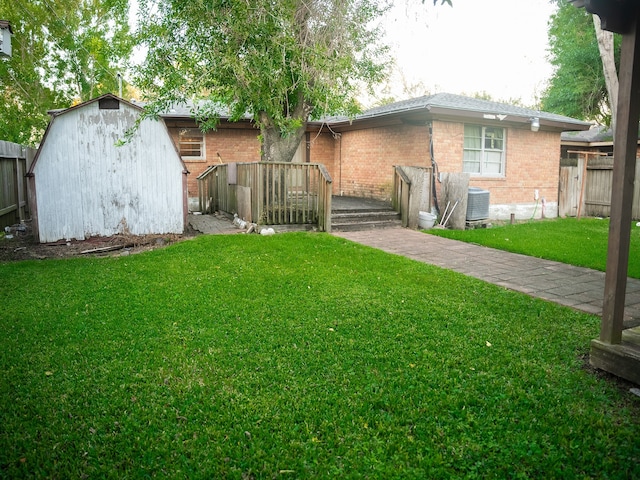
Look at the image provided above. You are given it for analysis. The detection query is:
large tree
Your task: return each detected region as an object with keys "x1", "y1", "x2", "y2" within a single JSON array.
[
  {"x1": 0, "y1": 0, "x2": 133, "y2": 145},
  {"x1": 134, "y1": 0, "x2": 390, "y2": 163},
  {"x1": 541, "y1": 0, "x2": 620, "y2": 126}
]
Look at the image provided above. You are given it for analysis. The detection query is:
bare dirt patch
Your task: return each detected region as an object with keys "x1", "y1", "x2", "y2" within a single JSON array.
[{"x1": 0, "y1": 220, "x2": 198, "y2": 262}]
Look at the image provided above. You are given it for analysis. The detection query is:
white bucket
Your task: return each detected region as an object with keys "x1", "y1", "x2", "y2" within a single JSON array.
[{"x1": 418, "y1": 211, "x2": 436, "y2": 229}]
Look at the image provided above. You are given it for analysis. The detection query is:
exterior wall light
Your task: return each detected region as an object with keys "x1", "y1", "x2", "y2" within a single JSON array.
[{"x1": 530, "y1": 117, "x2": 540, "y2": 132}]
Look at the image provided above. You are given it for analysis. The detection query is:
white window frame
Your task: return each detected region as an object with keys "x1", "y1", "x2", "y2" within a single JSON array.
[
  {"x1": 178, "y1": 128, "x2": 205, "y2": 161},
  {"x1": 463, "y1": 125, "x2": 506, "y2": 177}
]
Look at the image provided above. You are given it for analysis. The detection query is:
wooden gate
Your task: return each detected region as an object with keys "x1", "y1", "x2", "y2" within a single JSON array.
[
  {"x1": 0, "y1": 141, "x2": 33, "y2": 229},
  {"x1": 558, "y1": 164, "x2": 581, "y2": 218},
  {"x1": 559, "y1": 154, "x2": 640, "y2": 219}
]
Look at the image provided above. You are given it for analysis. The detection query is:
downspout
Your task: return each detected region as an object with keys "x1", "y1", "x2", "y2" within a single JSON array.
[
  {"x1": 427, "y1": 122, "x2": 440, "y2": 214},
  {"x1": 182, "y1": 169, "x2": 189, "y2": 228},
  {"x1": 337, "y1": 133, "x2": 342, "y2": 196}
]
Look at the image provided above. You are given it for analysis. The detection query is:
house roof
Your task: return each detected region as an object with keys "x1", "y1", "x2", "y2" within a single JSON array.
[
  {"x1": 328, "y1": 93, "x2": 592, "y2": 132},
  {"x1": 140, "y1": 99, "x2": 238, "y2": 119},
  {"x1": 105, "y1": 92, "x2": 592, "y2": 133}
]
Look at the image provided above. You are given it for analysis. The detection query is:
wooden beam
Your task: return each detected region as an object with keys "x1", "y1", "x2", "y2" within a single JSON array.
[
  {"x1": 569, "y1": 0, "x2": 636, "y2": 34},
  {"x1": 601, "y1": 9, "x2": 640, "y2": 344}
]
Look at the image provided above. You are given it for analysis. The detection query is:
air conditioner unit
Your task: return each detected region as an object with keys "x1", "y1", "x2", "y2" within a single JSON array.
[{"x1": 466, "y1": 187, "x2": 490, "y2": 221}]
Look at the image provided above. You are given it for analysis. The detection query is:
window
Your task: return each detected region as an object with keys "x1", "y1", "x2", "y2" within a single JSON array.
[
  {"x1": 463, "y1": 125, "x2": 505, "y2": 176},
  {"x1": 178, "y1": 129, "x2": 205, "y2": 160}
]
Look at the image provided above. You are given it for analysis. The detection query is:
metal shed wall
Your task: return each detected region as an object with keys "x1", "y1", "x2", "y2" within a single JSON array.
[{"x1": 32, "y1": 100, "x2": 186, "y2": 242}]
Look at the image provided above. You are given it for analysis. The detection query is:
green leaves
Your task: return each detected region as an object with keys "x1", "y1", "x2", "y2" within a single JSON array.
[
  {"x1": 0, "y1": 0, "x2": 134, "y2": 145},
  {"x1": 541, "y1": 1, "x2": 620, "y2": 124},
  {"x1": 134, "y1": 0, "x2": 390, "y2": 161}
]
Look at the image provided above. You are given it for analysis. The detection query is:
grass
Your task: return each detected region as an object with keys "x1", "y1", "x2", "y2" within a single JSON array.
[
  {"x1": 1, "y1": 233, "x2": 639, "y2": 478},
  {"x1": 427, "y1": 217, "x2": 640, "y2": 279}
]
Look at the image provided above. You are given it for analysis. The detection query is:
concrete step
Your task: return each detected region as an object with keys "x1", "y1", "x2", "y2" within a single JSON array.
[
  {"x1": 331, "y1": 210, "x2": 401, "y2": 224},
  {"x1": 331, "y1": 209, "x2": 402, "y2": 232},
  {"x1": 331, "y1": 219, "x2": 403, "y2": 232}
]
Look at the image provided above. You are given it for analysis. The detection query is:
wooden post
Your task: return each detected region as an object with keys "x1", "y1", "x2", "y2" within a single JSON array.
[
  {"x1": 601, "y1": 13, "x2": 640, "y2": 344},
  {"x1": 577, "y1": 154, "x2": 588, "y2": 219}
]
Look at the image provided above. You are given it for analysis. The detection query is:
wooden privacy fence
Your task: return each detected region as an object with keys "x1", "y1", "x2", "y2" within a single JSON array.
[
  {"x1": 559, "y1": 155, "x2": 640, "y2": 219},
  {"x1": 197, "y1": 162, "x2": 333, "y2": 232},
  {"x1": 0, "y1": 141, "x2": 34, "y2": 229}
]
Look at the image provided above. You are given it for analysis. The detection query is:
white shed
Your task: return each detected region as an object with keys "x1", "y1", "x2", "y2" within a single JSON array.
[
  {"x1": 0, "y1": 20, "x2": 12, "y2": 58},
  {"x1": 28, "y1": 94, "x2": 188, "y2": 243}
]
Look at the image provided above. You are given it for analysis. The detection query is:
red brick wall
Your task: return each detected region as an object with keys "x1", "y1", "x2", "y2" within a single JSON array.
[
  {"x1": 337, "y1": 124, "x2": 430, "y2": 199},
  {"x1": 168, "y1": 119, "x2": 563, "y2": 217},
  {"x1": 308, "y1": 132, "x2": 336, "y2": 176},
  {"x1": 431, "y1": 120, "x2": 561, "y2": 209},
  {"x1": 168, "y1": 126, "x2": 261, "y2": 197},
  {"x1": 172, "y1": 126, "x2": 339, "y2": 198}
]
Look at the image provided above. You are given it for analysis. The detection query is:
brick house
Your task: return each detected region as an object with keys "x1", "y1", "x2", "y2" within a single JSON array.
[{"x1": 161, "y1": 93, "x2": 590, "y2": 220}]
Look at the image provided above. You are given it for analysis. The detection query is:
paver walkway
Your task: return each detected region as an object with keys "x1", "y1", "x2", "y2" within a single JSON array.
[
  {"x1": 189, "y1": 213, "x2": 239, "y2": 235},
  {"x1": 335, "y1": 228, "x2": 640, "y2": 329}
]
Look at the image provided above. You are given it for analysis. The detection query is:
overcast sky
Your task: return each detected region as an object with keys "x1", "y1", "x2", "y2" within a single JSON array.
[
  {"x1": 129, "y1": 0, "x2": 557, "y2": 108},
  {"x1": 377, "y1": 0, "x2": 557, "y2": 107}
]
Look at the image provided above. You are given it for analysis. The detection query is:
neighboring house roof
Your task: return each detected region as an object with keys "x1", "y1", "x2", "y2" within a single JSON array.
[
  {"x1": 561, "y1": 124, "x2": 640, "y2": 146},
  {"x1": 561, "y1": 125, "x2": 613, "y2": 146}
]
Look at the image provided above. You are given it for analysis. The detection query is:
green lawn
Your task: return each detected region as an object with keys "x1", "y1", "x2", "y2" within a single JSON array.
[
  {"x1": 1, "y1": 233, "x2": 638, "y2": 478},
  {"x1": 427, "y1": 217, "x2": 640, "y2": 279}
]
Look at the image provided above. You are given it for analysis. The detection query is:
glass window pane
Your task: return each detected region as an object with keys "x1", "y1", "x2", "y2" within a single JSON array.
[
  {"x1": 484, "y1": 128, "x2": 504, "y2": 150},
  {"x1": 179, "y1": 129, "x2": 204, "y2": 158},
  {"x1": 463, "y1": 150, "x2": 481, "y2": 173},
  {"x1": 463, "y1": 162, "x2": 480, "y2": 173},
  {"x1": 464, "y1": 125, "x2": 482, "y2": 149},
  {"x1": 463, "y1": 125, "x2": 504, "y2": 176},
  {"x1": 484, "y1": 151, "x2": 503, "y2": 174}
]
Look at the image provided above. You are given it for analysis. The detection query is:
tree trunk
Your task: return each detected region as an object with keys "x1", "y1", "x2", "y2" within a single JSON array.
[
  {"x1": 594, "y1": 14, "x2": 619, "y2": 134},
  {"x1": 258, "y1": 111, "x2": 307, "y2": 163}
]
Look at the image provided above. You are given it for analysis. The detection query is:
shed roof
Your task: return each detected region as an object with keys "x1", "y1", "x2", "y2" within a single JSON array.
[
  {"x1": 48, "y1": 93, "x2": 143, "y2": 118},
  {"x1": 32, "y1": 94, "x2": 187, "y2": 176},
  {"x1": 0, "y1": 20, "x2": 12, "y2": 34}
]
